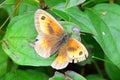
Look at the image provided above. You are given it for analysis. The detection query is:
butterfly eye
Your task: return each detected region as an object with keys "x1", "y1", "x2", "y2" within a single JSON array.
[{"x1": 41, "y1": 16, "x2": 46, "y2": 20}]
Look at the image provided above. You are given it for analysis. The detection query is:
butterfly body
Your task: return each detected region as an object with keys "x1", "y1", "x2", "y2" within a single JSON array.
[
  {"x1": 34, "y1": 9, "x2": 88, "y2": 70},
  {"x1": 58, "y1": 33, "x2": 72, "y2": 44}
]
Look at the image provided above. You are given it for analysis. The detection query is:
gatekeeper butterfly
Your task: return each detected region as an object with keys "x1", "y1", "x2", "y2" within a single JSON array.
[{"x1": 34, "y1": 9, "x2": 88, "y2": 70}]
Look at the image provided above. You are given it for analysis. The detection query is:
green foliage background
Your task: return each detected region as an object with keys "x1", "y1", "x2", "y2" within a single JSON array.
[{"x1": 0, "y1": 0, "x2": 120, "y2": 80}]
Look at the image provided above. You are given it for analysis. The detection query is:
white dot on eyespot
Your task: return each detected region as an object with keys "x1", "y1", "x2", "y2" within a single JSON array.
[{"x1": 102, "y1": 32, "x2": 105, "y2": 35}]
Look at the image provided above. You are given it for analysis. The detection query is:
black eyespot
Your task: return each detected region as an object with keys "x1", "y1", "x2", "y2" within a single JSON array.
[
  {"x1": 79, "y1": 51, "x2": 83, "y2": 55},
  {"x1": 41, "y1": 16, "x2": 46, "y2": 20},
  {"x1": 35, "y1": 39, "x2": 39, "y2": 41}
]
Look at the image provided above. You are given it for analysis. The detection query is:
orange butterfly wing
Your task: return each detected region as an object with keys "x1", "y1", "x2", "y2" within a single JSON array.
[
  {"x1": 34, "y1": 9, "x2": 64, "y2": 36},
  {"x1": 51, "y1": 43, "x2": 69, "y2": 70},
  {"x1": 67, "y1": 38, "x2": 88, "y2": 63},
  {"x1": 34, "y1": 9, "x2": 65, "y2": 58},
  {"x1": 51, "y1": 38, "x2": 88, "y2": 70}
]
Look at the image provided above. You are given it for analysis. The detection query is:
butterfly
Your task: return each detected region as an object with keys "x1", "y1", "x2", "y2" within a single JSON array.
[{"x1": 34, "y1": 9, "x2": 88, "y2": 70}]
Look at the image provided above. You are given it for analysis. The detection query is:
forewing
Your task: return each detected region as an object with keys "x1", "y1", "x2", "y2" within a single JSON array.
[
  {"x1": 34, "y1": 9, "x2": 64, "y2": 36},
  {"x1": 34, "y1": 9, "x2": 65, "y2": 58}
]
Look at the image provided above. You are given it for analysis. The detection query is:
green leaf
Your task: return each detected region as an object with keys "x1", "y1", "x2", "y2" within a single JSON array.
[
  {"x1": 2, "y1": 69, "x2": 49, "y2": 80},
  {"x1": 45, "y1": 0, "x2": 65, "y2": 7},
  {"x1": 0, "y1": 45, "x2": 8, "y2": 77},
  {"x1": 52, "y1": 4, "x2": 95, "y2": 33},
  {"x1": 2, "y1": 13, "x2": 55, "y2": 66},
  {"x1": 49, "y1": 72, "x2": 64, "y2": 80},
  {"x1": 65, "y1": 0, "x2": 86, "y2": 9},
  {"x1": 0, "y1": 8, "x2": 9, "y2": 39},
  {"x1": 0, "y1": 0, "x2": 5, "y2": 4},
  {"x1": 92, "y1": 3, "x2": 120, "y2": 69},
  {"x1": 65, "y1": 71, "x2": 86, "y2": 80},
  {"x1": 60, "y1": 21, "x2": 81, "y2": 40},
  {"x1": 86, "y1": 74, "x2": 106, "y2": 80},
  {"x1": 105, "y1": 61, "x2": 120, "y2": 80},
  {"x1": 3, "y1": 0, "x2": 38, "y2": 16},
  {"x1": 49, "y1": 71, "x2": 86, "y2": 80},
  {"x1": 82, "y1": 0, "x2": 108, "y2": 7}
]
